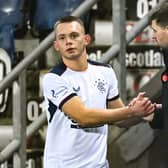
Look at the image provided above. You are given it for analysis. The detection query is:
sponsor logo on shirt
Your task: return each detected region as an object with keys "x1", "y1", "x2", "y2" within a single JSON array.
[{"x1": 73, "y1": 86, "x2": 80, "y2": 92}]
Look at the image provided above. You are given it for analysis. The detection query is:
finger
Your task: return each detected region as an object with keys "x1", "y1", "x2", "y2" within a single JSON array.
[
  {"x1": 137, "y1": 92, "x2": 146, "y2": 100},
  {"x1": 144, "y1": 104, "x2": 155, "y2": 115},
  {"x1": 147, "y1": 105, "x2": 155, "y2": 113},
  {"x1": 155, "y1": 103, "x2": 162, "y2": 109},
  {"x1": 129, "y1": 98, "x2": 137, "y2": 106},
  {"x1": 139, "y1": 97, "x2": 150, "y2": 106}
]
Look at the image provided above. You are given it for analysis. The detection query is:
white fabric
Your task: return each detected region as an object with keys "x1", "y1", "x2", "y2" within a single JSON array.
[{"x1": 43, "y1": 61, "x2": 119, "y2": 168}]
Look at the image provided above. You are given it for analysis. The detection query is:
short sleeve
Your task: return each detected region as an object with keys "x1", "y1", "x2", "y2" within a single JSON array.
[
  {"x1": 106, "y1": 67, "x2": 119, "y2": 100},
  {"x1": 43, "y1": 73, "x2": 76, "y2": 109}
]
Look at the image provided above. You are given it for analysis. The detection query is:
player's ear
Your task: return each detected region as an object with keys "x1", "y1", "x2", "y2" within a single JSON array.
[
  {"x1": 166, "y1": 25, "x2": 168, "y2": 33},
  {"x1": 53, "y1": 40, "x2": 59, "y2": 51},
  {"x1": 84, "y1": 34, "x2": 91, "y2": 46}
]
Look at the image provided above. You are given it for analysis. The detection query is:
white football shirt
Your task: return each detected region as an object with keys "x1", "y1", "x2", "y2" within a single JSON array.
[{"x1": 43, "y1": 60, "x2": 119, "y2": 168}]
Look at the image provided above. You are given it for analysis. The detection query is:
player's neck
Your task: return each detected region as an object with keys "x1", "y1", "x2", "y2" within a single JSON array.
[
  {"x1": 63, "y1": 54, "x2": 88, "y2": 72},
  {"x1": 62, "y1": 49, "x2": 88, "y2": 71}
]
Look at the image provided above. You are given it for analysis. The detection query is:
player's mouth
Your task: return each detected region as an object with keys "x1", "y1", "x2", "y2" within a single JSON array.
[{"x1": 66, "y1": 48, "x2": 76, "y2": 53}]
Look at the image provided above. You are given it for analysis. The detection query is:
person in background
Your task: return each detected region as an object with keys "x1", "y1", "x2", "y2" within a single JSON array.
[
  {"x1": 148, "y1": 1, "x2": 168, "y2": 129},
  {"x1": 42, "y1": 16, "x2": 154, "y2": 168}
]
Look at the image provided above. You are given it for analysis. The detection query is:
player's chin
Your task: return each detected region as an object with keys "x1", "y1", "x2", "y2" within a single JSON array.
[{"x1": 64, "y1": 53, "x2": 80, "y2": 60}]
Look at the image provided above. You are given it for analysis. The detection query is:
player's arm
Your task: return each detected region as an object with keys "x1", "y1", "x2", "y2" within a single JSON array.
[
  {"x1": 61, "y1": 95, "x2": 154, "y2": 127},
  {"x1": 107, "y1": 97, "x2": 142, "y2": 128}
]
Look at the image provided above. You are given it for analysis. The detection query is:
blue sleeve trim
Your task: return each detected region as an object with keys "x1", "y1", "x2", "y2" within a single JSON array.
[
  {"x1": 107, "y1": 94, "x2": 120, "y2": 101},
  {"x1": 59, "y1": 93, "x2": 77, "y2": 110}
]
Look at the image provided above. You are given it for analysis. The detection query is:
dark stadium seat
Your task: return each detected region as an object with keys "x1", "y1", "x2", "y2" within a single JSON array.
[
  {"x1": 33, "y1": 0, "x2": 85, "y2": 30},
  {"x1": 0, "y1": 25, "x2": 15, "y2": 63},
  {"x1": 0, "y1": 0, "x2": 26, "y2": 64},
  {"x1": 0, "y1": 0, "x2": 23, "y2": 27}
]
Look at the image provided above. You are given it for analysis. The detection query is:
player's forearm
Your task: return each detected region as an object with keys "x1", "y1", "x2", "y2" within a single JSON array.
[
  {"x1": 62, "y1": 96, "x2": 154, "y2": 127},
  {"x1": 76, "y1": 106, "x2": 132, "y2": 127},
  {"x1": 59, "y1": 98, "x2": 136, "y2": 127},
  {"x1": 62, "y1": 96, "x2": 133, "y2": 126}
]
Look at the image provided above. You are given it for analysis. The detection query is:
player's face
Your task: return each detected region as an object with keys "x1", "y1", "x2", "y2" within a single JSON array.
[
  {"x1": 54, "y1": 21, "x2": 90, "y2": 60},
  {"x1": 151, "y1": 20, "x2": 168, "y2": 48}
]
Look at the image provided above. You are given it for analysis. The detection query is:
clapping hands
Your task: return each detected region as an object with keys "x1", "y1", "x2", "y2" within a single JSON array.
[{"x1": 128, "y1": 92, "x2": 155, "y2": 118}]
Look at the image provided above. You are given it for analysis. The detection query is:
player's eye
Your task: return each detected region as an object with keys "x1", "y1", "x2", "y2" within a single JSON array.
[
  {"x1": 58, "y1": 35, "x2": 65, "y2": 40},
  {"x1": 70, "y1": 33, "x2": 79, "y2": 39}
]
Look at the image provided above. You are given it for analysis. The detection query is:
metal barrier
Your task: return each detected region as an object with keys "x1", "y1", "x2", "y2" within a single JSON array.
[{"x1": 0, "y1": 126, "x2": 12, "y2": 151}]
